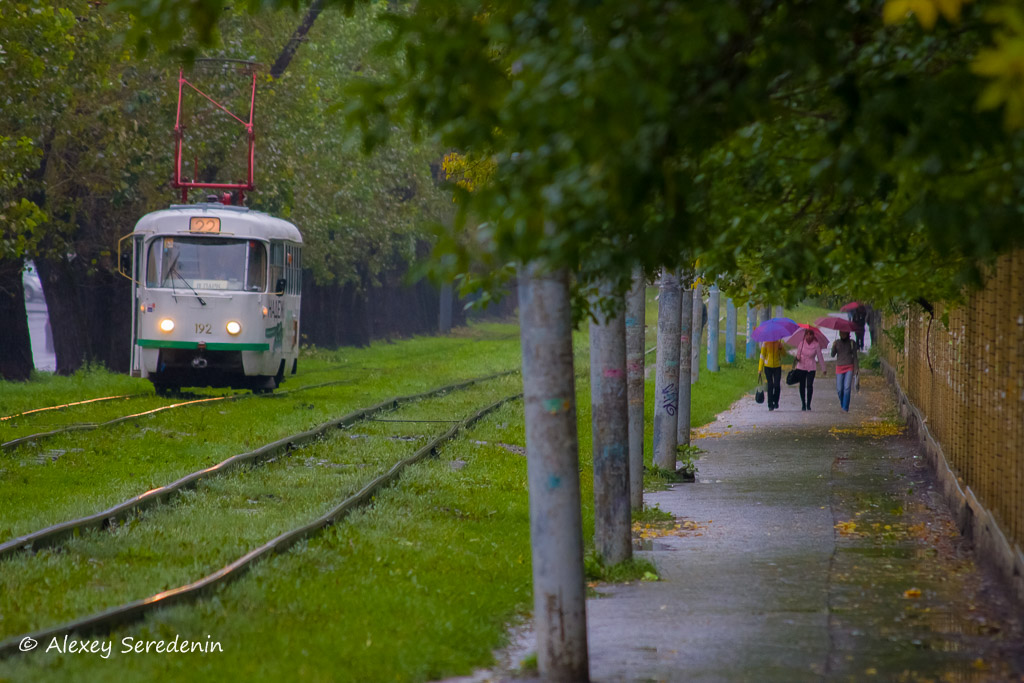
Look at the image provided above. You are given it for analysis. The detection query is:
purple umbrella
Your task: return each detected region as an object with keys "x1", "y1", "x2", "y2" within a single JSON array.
[{"x1": 751, "y1": 317, "x2": 799, "y2": 342}]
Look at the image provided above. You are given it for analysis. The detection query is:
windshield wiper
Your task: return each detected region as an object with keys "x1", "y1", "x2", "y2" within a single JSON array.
[{"x1": 169, "y1": 263, "x2": 206, "y2": 306}]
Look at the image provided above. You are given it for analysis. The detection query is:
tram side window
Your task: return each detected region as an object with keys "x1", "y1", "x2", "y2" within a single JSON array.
[
  {"x1": 284, "y1": 244, "x2": 302, "y2": 295},
  {"x1": 269, "y1": 242, "x2": 285, "y2": 294},
  {"x1": 246, "y1": 241, "x2": 267, "y2": 292}
]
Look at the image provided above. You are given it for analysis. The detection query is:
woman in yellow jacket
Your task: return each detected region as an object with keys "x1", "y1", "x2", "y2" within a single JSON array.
[{"x1": 758, "y1": 340, "x2": 784, "y2": 411}]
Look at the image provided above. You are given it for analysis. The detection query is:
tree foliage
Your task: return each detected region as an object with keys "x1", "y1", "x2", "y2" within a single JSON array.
[{"x1": 16, "y1": 0, "x2": 1024, "y2": 311}]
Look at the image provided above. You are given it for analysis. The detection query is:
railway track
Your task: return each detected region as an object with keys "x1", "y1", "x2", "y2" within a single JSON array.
[
  {"x1": 0, "y1": 379, "x2": 521, "y2": 659},
  {"x1": 0, "y1": 370, "x2": 516, "y2": 558},
  {"x1": 0, "y1": 372, "x2": 479, "y2": 450}
]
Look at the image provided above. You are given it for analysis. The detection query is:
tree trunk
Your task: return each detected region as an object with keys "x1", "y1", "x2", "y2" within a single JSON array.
[
  {"x1": 624, "y1": 270, "x2": 646, "y2": 511},
  {"x1": 589, "y1": 278, "x2": 631, "y2": 564},
  {"x1": 36, "y1": 256, "x2": 89, "y2": 374},
  {"x1": 0, "y1": 260, "x2": 34, "y2": 381},
  {"x1": 746, "y1": 302, "x2": 756, "y2": 359},
  {"x1": 707, "y1": 284, "x2": 720, "y2": 372},
  {"x1": 725, "y1": 297, "x2": 736, "y2": 363},
  {"x1": 518, "y1": 264, "x2": 589, "y2": 682},
  {"x1": 677, "y1": 272, "x2": 693, "y2": 449},
  {"x1": 270, "y1": 0, "x2": 325, "y2": 79},
  {"x1": 653, "y1": 268, "x2": 680, "y2": 471},
  {"x1": 691, "y1": 285, "x2": 702, "y2": 383}
]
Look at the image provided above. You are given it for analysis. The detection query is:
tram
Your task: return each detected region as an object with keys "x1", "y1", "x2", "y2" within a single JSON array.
[
  {"x1": 118, "y1": 63, "x2": 302, "y2": 393},
  {"x1": 121, "y1": 201, "x2": 302, "y2": 394}
]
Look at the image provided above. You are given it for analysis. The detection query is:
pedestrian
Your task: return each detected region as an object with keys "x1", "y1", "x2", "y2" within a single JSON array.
[
  {"x1": 793, "y1": 328, "x2": 826, "y2": 411},
  {"x1": 831, "y1": 331, "x2": 859, "y2": 412},
  {"x1": 758, "y1": 338, "x2": 784, "y2": 411},
  {"x1": 852, "y1": 304, "x2": 868, "y2": 350}
]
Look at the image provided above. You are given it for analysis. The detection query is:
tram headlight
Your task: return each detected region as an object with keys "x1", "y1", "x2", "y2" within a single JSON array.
[
  {"x1": 159, "y1": 318, "x2": 175, "y2": 333},
  {"x1": 226, "y1": 321, "x2": 242, "y2": 336}
]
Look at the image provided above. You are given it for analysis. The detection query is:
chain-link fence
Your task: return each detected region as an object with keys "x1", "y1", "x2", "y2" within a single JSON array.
[{"x1": 875, "y1": 250, "x2": 1024, "y2": 567}]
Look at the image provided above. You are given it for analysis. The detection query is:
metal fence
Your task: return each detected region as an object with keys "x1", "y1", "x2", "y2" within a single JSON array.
[{"x1": 875, "y1": 250, "x2": 1024, "y2": 559}]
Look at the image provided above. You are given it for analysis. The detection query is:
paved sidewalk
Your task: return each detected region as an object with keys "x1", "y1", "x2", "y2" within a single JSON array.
[{"x1": 587, "y1": 371, "x2": 1024, "y2": 682}]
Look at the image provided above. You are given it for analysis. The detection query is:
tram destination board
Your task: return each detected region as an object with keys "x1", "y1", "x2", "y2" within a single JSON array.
[{"x1": 189, "y1": 217, "x2": 221, "y2": 233}]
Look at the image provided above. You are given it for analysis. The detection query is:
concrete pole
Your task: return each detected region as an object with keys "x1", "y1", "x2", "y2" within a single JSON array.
[
  {"x1": 677, "y1": 271, "x2": 693, "y2": 449},
  {"x1": 624, "y1": 270, "x2": 646, "y2": 512},
  {"x1": 725, "y1": 297, "x2": 736, "y2": 364},
  {"x1": 517, "y1": 264, "x2": 589, "y2": 681},
  {"x1": 653, "y1": 268, "x2": 680, "y2": 472},
  {"x1": 590, "y1": 280, "x2": 631, "y2": 564},
  {"x1": 775, "y1": 304, "x2": 785, "y2": 319},
  {"x1": 707, "y1": 284, "x2": 720, "y2": 372},
  {"x1": 745, "y1": 303, "x2": 756, "y2": 359},
  {"x1": 691, "y1": 285, "x2": 702, "y2": 384}
]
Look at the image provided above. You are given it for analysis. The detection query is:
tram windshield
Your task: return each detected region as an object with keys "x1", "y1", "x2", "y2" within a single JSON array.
[{"x1": 146, "y1": 237, "x2": 267, "y2": 292}]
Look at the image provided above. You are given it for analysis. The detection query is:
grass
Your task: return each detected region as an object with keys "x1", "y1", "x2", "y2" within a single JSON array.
[
  {"x1": 584, "y1": 552, "x2": 658, "y2": 583},
  {"x1": 0, "y1": 306, "x2": 761, "y2": 682},
  {"x1": 0, "y1": 329, "x2": 523, "y2": 541}
]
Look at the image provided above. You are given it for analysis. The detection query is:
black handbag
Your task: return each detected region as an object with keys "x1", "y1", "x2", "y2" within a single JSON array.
[
  {"x1": 755, "y1": 372, "x2": 765, "y2": 403},
  {"x1": 786, "y1": 368, "x2": 804, "y2": 386}
]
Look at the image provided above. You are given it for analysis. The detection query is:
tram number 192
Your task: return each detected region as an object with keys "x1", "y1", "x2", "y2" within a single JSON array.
[{"x1": 195, "y1": 323, "x2": 212, "y2": 334}]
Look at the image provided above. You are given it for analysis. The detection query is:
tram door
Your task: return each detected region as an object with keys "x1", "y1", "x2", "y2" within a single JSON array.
[{"x1": 124, "y1": 234, "x2": 145, "y2": 377}]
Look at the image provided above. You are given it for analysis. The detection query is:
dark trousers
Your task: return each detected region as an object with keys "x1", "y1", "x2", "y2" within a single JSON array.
[
  {"x1": 765, "y1": 366, "x2": 782, "y2": 409},
  {"x1": 798, "y1": 370, "x2": 817, "y2": 408}
]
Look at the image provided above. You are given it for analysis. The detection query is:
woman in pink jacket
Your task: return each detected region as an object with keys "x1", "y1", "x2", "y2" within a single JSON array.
[{"x1": 794, "y1": 329, "x2": 826, "y2": 411}]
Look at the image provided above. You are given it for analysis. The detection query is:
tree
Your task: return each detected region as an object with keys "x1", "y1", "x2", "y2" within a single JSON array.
[{"x1": 97, "y1": 2, "x2": 1024, "y2": 679}]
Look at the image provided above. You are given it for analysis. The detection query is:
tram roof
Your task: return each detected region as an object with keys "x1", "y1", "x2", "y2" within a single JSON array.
[{"x1": 133, "y1": 204, "x2": 302, "y2": 243}]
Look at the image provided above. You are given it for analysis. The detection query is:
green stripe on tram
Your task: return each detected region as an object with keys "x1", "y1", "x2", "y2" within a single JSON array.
[{"x1": 137, "y1": 339, "x2": 270, "y2": 351}]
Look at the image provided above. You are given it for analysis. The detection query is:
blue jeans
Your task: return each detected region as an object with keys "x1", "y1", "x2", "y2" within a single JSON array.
[{"x1": 836, "y1": 370, "x2": 853, "y2": 411}]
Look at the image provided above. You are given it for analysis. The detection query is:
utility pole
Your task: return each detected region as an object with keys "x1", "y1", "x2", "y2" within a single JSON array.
[
  {"x1": 590, "y1": 280, "x2": 631, "y2": 564},
  {"x1": 745, "y1": 302, "x2": 756, "y2": 359},
  {"x1": 725, "y1": 297, "x2": 736, "y2": 364},
  {"x1": 653, "y1": 268, "x2": 680, "y2": 471},
  {"x1": 691, "y1": 285, "x2": 702, "y2": 384},
  {"x1": 707, "y1": 284, "x2": 720, "y2": 372},
  {"x1": 677, "y1": 269, "x2": 693, "y2": 449},
  {"x1": 775, "y1": 304, "x2": 785, "y2": 319},
  {"x1": 625, "y1": 270, "x2": 646, "y2": 511},
  {"x1": 517, "y1": 264, "x2": 589, "y2": 681}
]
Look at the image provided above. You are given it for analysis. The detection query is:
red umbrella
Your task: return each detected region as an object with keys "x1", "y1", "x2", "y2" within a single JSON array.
[
  {"x1": 785, "y1": 323, "x2": 828, "y2": 347},
  {"x1": 815, "y1": 316, "x2": 856, "y2": 333},
  {"x1": 839, "y1": 301, "x2": 861, "y2": 312}
]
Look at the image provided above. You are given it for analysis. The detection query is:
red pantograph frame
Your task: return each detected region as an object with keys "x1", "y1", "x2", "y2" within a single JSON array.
[{"x1": 172, "y1": 68, "x2": 257, "y2": 204}]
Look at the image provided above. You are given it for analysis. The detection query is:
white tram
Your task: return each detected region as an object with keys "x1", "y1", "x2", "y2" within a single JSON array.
[{"x1": 121, "y1": 202, "x2": 302, "y2": 394}]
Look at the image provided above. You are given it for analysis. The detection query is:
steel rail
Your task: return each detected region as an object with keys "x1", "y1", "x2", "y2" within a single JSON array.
[
  {"x1": 0, "y1": 395, "x2": 142, "y2": 422},
  {"x1": 0, "y1": 370, "x2": 516, "y2": 560},
  {"x1": 1, "y1": 372, "x2": 448, "y2": 450},
  {"x1": 0, "y1": 392, "x2": 522, "y2": 659}
]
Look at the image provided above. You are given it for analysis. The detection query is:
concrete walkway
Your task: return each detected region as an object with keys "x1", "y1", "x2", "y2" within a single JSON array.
[{"x1": 586, "y1": 371, "x2": 1024, "y2": 682}]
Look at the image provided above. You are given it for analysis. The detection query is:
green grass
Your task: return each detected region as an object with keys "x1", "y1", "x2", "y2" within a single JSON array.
[
  {"x1": 0, "y1": 309, "x2": 760, "y2": 683},
  {"x1": 584, "y1": 552, "x2": 658, "y2": 583},
  {"x1": 0, "y1": 328, "x2": 523, "y2": 541},
  {"x1": 0, "y1": 378, "x2": 523, "y2": 639}
]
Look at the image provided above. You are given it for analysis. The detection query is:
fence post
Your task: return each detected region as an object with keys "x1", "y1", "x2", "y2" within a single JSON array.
[
  {"x1": 625, "y1": 270, "x2": 646, "y2": 511},
  {"x1": 653, "y1": 268, "x2": 680, "y2": 472},
  {"x1": 517, "y1": 264, "x2": 589, "y2": 681}
]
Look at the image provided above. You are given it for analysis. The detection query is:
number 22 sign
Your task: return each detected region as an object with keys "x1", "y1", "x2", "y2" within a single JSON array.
[{"x1": 189, "y1": 217, "x2": 221, "y2": 233}]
